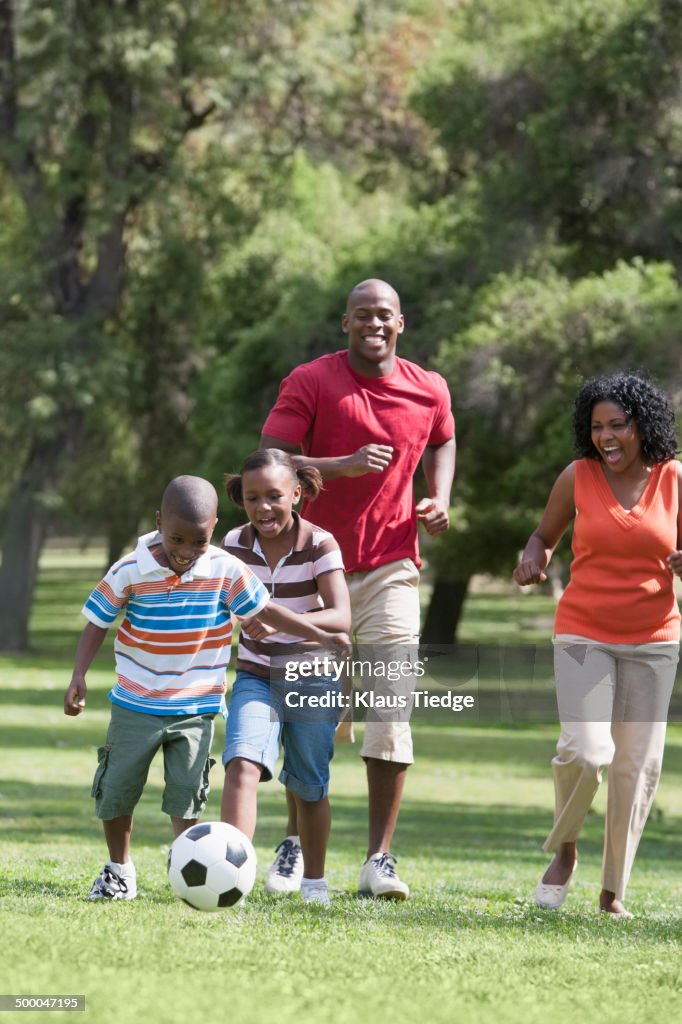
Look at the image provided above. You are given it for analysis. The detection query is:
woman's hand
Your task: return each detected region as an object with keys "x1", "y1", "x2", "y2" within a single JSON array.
[{"x1": 513, "y1": 560, "x2": 548, "y2": 586}]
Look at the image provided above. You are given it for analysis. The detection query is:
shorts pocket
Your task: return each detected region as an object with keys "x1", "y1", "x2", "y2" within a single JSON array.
[{"x1": 90, "y1": 745, "x2": 110, "y2": 799}]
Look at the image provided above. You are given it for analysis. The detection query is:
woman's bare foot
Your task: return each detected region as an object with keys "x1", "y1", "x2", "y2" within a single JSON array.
[
  {"x1": 541, "y1": 842, "x2": 577, "y2": 885},
  {"x1": 599, "y1": 889, "x2": 633, "y2": 918}
]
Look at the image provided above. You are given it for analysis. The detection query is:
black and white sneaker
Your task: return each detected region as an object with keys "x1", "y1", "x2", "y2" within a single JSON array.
[
  {"x1": 87, "y1": 864, "x2": 137, "y2": 901},
  {"x1": 265, "y1": 837, "x2": 304, "y2": 894}
]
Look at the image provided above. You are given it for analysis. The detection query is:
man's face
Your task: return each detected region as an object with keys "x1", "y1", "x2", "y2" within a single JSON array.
[{"x1": 342, "y1": 282, "x2": 404, "y2": 376}]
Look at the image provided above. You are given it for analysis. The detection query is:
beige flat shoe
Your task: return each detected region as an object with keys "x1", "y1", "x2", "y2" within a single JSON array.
[{"x1": 535, "y1": 860, "x2": 578, "y2": 909}]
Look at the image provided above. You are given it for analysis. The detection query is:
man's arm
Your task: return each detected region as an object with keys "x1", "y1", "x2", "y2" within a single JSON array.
[
  {"x1": 416, "y1": 436, "x2": 456, "y2": 536},
  {"x1": 260, "y1": 433, "x2": 394, "y2": 481}
]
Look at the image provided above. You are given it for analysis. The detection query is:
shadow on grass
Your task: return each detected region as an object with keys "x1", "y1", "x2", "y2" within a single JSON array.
[{"x1": 3, "y1": 776, "x2": 681, "y2": 873}]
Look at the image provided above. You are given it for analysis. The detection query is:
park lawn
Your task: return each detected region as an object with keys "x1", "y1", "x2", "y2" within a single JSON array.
[{"x1": 0, "y1": 547, "x2": 681, "y2": 1024}]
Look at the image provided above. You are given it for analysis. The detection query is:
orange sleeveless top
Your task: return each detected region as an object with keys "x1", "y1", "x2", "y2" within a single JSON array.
[{"x1": 555, "y1": 458, "x2": 680, "y2": 643}]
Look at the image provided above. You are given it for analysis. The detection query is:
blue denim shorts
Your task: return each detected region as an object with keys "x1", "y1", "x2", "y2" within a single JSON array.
[{"x1": 222, "y1": 671, "x2": 341, "y2": 802}]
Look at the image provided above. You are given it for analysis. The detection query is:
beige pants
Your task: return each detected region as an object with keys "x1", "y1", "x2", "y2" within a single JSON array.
[
  {"x1": 545, "y1": 636, "x2": 679, "y2": 899},
  {"x1": 338, "y1": 558, "x2": 421, "y2": 764}
]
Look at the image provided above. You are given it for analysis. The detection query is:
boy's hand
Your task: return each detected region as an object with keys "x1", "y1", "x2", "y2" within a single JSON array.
[
  {"x1": 324, "y1": 631, "x2": 351, "y2": 656},
  {"x1": 241, "y1": 616, "x2": 277, "y2": 642},
  {"x1": 64, "y1": 677, "x2": 87, "y2": 717}
]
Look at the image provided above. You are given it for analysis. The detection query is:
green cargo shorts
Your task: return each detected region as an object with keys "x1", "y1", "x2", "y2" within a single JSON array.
[{"x1": 91, "y1": 704, "x2": 216, "y2": 820}]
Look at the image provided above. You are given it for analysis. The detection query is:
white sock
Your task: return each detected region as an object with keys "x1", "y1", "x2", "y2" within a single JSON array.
[
  {"x1": 286, "y1": 835, "x2": 301, "y2": 845},
  {"x1": 107, "y1": 860, "x2": 135, "y2": 876},
  {"x1": 301, "y1": 876, "x2": 326, "y2": 889}
]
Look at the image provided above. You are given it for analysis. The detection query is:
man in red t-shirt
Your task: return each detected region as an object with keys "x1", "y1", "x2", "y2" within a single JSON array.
[{"x1": 261, "y1": 278, "x2": 455, "y2": 899}]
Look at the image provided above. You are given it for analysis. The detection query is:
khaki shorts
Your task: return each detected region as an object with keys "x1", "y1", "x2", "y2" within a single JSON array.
[
  {"x1": 345, "y1": 558, "x2": 421, "y2": 765},
  {"x1": 91, "y1": 704, "x2": 215, "y2": 820}
]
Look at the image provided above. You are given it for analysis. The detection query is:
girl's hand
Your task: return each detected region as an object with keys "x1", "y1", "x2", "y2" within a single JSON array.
[
  {"x1": 667, "y1": 551, "x2": 682, "y2": 579},
  {"x1": 513, "y1": 561, "x2": 548, "y2": 586}
]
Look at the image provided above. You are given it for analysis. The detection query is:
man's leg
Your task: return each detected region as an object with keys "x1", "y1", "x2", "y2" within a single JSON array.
[
  {"x1": 366, "y1": 758, "x2": 408, "y2": 859},
  {"x1": 350, "y1": 559, "x2": 420, "y2": 899}
]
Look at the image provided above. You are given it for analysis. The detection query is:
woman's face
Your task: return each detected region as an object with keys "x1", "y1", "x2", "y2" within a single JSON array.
[{"x1": 590, "y1": 400, "x2": 642, "y2": 471}]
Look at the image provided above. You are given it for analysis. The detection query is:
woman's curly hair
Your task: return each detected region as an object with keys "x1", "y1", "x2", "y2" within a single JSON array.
[{"x1": 573, "y1": 373, "x2": 678, "y2": 463}]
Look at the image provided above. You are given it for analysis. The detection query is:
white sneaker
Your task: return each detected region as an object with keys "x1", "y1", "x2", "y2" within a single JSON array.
[
  {"x1": 265, "y1": 837, "x2": 304, "y2": 894},
  {"x1": 357, "y1": 853, "x2": 409, "y2": 900},
  {"x1": 301, "y1": 879, "x2": 331, "y2": 906},
  {"x1": 88, "y1": 863, "x2": 137, "y2": 901}
]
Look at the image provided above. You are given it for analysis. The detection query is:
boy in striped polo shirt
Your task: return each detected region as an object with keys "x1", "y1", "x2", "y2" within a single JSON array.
[{"x1": 63, "y1": 475, "x2": 346, "y2": 901}]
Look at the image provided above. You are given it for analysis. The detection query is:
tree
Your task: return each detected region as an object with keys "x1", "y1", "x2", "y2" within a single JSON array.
[{"x1": 423, "y1": 260, "x2": 682, "y2": 641}]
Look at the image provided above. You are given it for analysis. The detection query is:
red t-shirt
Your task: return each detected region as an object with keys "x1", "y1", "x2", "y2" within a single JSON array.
[{"x1": 262, "y1": 350, "x2": 455, "y2": 572}]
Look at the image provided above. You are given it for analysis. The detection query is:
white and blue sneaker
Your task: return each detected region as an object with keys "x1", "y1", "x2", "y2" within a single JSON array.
[
  {"x1": 357, "y1": 853, "x2": 409, "y2": 900},
  {"x1": 265, "y1": 837, "x2": 304, "y2": 894}
]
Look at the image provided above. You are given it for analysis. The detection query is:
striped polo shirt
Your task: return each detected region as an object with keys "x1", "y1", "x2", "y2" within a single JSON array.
[
  {"x1": 83, "y1": 531, "x2": 270, "y2": 715},
  {"x1": 222, "y1": 514, "x2": 344, "y2": 680}
]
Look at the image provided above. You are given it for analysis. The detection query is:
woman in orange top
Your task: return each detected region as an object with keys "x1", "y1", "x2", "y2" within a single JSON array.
[{"x1": 514, "y1": 373, "x2": 682, "y2": 917}]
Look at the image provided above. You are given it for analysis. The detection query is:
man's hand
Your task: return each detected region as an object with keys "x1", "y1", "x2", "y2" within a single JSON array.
[
  {"x1": 64, "y1": 677, "x2": 87, "y2": 717},
  {"x1": 416, "y1": 497, "x2": 450, "y2": 536},
  {"x1": 343, "y1": 444, "x2": 394, "y2": 477}
]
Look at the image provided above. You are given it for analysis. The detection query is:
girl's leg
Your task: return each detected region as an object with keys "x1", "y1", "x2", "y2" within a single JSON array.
[
  {"x1": 285, "y1": 787, "x2": 298, "y2": 836},
  {"x1": 221, "y1": 757, "x2": 263, "y2": 840},
  {"x1": 294, "y1": 794, "x2": 331, "y2": 880},
  {"x1": 220, "y1": 672, "x2": 282, "y2": 840}
]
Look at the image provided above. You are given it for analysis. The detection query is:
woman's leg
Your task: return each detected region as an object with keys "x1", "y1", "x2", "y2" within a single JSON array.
[
  {"x1": 541, "y1": 640, "x2": 617, "y2": 886},
  {"x1": 600, "y1": 643, "x2": 678, "y2": 912}
]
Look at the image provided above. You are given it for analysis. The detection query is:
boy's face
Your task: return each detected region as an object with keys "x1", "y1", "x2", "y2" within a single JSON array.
[{"x1": 154, "y1": 511, "x2": 217, "y2": 576}]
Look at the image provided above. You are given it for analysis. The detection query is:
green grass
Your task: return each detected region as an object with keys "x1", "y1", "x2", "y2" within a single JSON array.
[{"x1": 1, "y1": 548, "x2": 681, "y2": 1024}]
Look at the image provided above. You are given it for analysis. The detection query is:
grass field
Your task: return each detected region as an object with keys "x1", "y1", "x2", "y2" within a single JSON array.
[{"x1": 1, "y1": 547, "x2": 681, "y2": 1024}]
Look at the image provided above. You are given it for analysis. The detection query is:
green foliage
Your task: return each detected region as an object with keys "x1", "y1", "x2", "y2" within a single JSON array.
[
  {"x1": 429, "y1": 260, "x2": 682, "y2": 582},
  {"x1": 415, "y1": 0, "x2": 682, "y2": 273}
]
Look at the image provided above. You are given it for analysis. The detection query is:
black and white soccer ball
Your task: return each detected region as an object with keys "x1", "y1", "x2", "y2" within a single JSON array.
[{"x1": 168, "y1": 821, "x2": 257, "y2": 911}]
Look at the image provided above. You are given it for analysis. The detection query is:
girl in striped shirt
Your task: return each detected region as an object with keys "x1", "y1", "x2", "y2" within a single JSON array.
[{"x1": 220, "y1": 449, "x2": 350, "y2": 906}]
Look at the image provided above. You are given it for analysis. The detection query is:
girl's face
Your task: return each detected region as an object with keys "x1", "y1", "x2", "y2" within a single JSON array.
[
  {"x1": 241, "y1": 464, "x2": 301, "y2": 539},
  {"x1": 590, "y1": 400, "x2": 643, "y2": 471}
]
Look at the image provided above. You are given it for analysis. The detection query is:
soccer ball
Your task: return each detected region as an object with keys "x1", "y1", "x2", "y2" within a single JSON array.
[{"x1": 168, "y1": 821, "x2": 257, "y2": 911}]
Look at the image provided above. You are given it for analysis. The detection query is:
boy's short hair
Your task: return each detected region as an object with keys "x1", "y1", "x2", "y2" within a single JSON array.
[{"x1": 161, "y1": 476, "x2": 218, "y2": 523}]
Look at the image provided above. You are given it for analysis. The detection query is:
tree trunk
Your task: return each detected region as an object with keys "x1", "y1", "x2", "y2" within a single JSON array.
[
  {"x1": 0, "y1": 440, "x2": 58, "y2": 650},
  {"x1": 421, "y1": 575, "x2": 472, "y2": 645}
]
